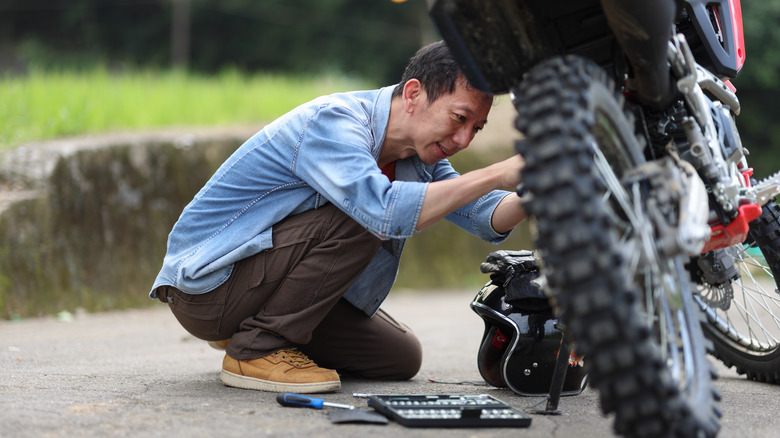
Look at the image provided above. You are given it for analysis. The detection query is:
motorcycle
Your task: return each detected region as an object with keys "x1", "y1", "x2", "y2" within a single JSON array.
[{"x1": 427, "y1": 0, "x2": 780, "y2": 436}]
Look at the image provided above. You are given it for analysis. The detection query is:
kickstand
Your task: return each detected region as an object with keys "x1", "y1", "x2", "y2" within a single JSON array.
[{"x1": 532, "y1": 330, "x2": 571, "y2": 415}]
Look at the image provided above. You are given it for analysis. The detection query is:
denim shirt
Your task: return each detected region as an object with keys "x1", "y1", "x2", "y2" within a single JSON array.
[{"x1": 150, "y1": 85, "x2": 512, "y2": 316}]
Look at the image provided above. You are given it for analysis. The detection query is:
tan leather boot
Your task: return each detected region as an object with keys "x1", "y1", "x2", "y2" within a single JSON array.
[
  {"x1": 207, "y1": 339, "x2": 231, "y2": 350},
  {"x1": 220, "y1": 348, "x2": 340, "y2": 393}
]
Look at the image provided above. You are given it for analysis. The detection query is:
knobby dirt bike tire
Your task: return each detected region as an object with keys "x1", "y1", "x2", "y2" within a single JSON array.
[
  {"x1": 513, "y1": 55, "x2": 721, "y2": 437},
  {"x1": 698, "y1": 200, "x2": 780, "y2": 383}
]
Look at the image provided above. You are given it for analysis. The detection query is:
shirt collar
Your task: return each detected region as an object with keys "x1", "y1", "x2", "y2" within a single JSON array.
[{"x1": 371, "y1": 85, "x2": 397, "y2": 159}]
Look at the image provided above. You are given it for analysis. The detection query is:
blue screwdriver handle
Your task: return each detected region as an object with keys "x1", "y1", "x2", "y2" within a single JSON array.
[{"x1": 276, "y1": 392, "x2": 324, "y2": 409}]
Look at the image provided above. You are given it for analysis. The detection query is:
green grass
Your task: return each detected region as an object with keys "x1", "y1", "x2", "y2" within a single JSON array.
[{"x1": 0, "y1": 68, "x2": 371, "y2": 150}]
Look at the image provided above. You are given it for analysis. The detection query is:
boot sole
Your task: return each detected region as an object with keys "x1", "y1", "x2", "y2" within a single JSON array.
[{"x1": 220, "y1": 369, "x2": 341, "y2": 393}]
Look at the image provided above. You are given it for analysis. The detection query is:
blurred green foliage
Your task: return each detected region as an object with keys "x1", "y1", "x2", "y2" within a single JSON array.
[
  {"x1": 0, "y1": 68, "x2": 368, "y2": 149},
  {"x1": 0, "y1": 0, "x2": 427, "y2": 84},
  {"x1": 731, "y1": 1, "x2": 780, "y2": 179},
  {"x1": 0, "y1": 0, "x2": 777, "y2": 173}
]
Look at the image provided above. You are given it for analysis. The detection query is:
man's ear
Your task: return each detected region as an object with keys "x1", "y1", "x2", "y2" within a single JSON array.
[{"x1": 402, "y1": 79, "x2": 423, "y2": 113}]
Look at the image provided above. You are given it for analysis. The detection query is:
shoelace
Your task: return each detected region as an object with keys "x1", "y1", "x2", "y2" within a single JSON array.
[{"x1": 275, "y1": 348, "x2": 314, "y2": 368}]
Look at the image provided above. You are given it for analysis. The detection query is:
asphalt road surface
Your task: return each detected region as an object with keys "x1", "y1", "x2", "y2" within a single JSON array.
[{"x1": 2, "y1": 289, "x2": 778, "y2": 437}]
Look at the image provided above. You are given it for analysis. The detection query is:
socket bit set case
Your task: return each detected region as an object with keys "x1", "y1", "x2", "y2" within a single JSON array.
[{"x1": 367, "y1": 394, "x2": 532, "y2": 428}]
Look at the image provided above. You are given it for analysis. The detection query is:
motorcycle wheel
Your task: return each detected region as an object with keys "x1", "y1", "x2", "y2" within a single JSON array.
[
  {"x1": 696, "y1": 201, "x2": 780, "y2": 383},
  {"x1": 513, "y1": 55, "x2": 721, "y2": 437}
]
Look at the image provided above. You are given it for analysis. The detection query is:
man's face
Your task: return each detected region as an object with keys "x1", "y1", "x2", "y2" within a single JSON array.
[{"x1": 411, "y1": 80, "x2": 492, "y2": 165}]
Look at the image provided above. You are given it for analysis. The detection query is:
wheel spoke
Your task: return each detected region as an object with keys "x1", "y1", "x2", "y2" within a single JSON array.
[
  {"x1": 699, "y1": 241, "x2": 780, "y2": 351},
  {"x1": 594, "y1": 131, "x2": 695, "y2": 390}
]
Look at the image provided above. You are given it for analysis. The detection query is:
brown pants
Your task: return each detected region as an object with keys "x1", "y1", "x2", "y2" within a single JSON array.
[{"x1": 157, "y1": 204, "x2": 422, "y2": 380}]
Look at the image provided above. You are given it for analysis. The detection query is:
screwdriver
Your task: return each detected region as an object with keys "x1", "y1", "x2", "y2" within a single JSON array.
[{"x1": 276, "y1": 392, "x2": 355, "y2": 410}]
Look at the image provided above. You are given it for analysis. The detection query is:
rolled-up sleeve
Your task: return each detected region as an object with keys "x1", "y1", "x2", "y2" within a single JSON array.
[{"x1": 429, "y1": 159, "x2": 514, "y2": 244}]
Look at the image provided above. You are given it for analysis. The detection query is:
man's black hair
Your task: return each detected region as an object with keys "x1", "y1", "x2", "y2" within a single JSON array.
[{"x1": 392, "y1": 40, "x2": 467, "y2": 104}]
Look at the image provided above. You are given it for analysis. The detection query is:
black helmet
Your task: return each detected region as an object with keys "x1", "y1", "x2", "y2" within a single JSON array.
[{"x1": 471, "y1": 250, "x2": 588, "y2": 396}]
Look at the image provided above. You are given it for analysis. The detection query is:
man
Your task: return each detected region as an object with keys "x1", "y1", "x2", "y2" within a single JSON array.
[{"x1": 150, "y1": 41, "x2": 526, "y2": 393}]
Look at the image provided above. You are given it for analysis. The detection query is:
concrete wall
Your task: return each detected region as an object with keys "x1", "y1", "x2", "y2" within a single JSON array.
[{"x1": 0, "y1": 128, "x2": 258, "y2": 318}]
